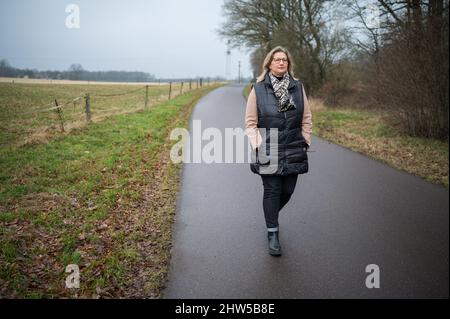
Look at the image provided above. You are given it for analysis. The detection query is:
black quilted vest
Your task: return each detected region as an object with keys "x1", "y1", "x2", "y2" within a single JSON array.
[{"x1": 250, "y1": 72, "x2": 309, "y2": 175}]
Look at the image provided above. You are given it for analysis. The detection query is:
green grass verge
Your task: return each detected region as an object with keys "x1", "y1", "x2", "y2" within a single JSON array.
[{"x1": 0, "y1": 83, "x2": 223, "y2": 298}]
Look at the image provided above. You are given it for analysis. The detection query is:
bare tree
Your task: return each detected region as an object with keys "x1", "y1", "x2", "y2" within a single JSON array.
[
  {"x1": 218, "y1": 0, "x2": 348, "y2": 93},
  {"x1": 68, "y1": 63, "x2": 84, "y2": 81},
  {"x1": 375, "y1": 0, "x2": 449, "y2": 138}
]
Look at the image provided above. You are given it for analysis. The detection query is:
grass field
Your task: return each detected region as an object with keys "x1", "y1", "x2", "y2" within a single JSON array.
[
  {"x1": 0, "y1": 81, "x2": 203, "y2": 148},
  {"x1": 0, "y1": 82, "x2": 223, "y2": 298},
  {"x1": 244, "y1": 85, "x2": 449, "y2": 188}
]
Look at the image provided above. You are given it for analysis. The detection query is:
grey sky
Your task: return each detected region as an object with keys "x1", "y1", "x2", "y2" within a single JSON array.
[{"x1": 0, "y1": 0, "x2": 252, "y2": 79}]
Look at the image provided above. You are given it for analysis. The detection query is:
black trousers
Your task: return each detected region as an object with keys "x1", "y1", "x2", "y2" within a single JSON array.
[{"x1": 260, "y1": 174, "x2": 298, "y2": 229}]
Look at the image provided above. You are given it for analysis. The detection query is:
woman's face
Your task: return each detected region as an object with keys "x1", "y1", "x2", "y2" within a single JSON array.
[{"x1": 269, "y1": 52, "x2": 288, "y2": 76}]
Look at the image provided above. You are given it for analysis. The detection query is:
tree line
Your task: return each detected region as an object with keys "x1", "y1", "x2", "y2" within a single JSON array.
[
  {"x1": 0, "y1": 61, "x2": 156, "y2": 83},
  {"x1": 219, "y1": 0, "x2": 449, "y2": 139},
  {"x1": 0, "y1": 60, "x2": 231, "y2": 84}
]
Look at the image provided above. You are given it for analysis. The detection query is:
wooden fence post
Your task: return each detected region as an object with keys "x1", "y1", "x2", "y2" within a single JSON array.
[
  {"x1": 54, "y1": 99, "x2": 65, "y2": 132},
  {"x1": 145, "y1": 85, "x2": 149, "y2": 108},
  {"x1": 168, "y1": 82, "x2": 172, "y2": 100},
  {"x1": 85, "y1": 93, "x2": 91, "y2": 123},
  {"x1": 189, "y1": 80, "x2": 192, "y2": 90},
  {"x1": 180, "y1": 82, "x2": 183, "y2": 95}
]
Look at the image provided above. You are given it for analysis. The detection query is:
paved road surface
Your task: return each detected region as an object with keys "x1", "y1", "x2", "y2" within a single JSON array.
[{"x1": 163, "y1": 83, "x2": 449, "y2": 298}]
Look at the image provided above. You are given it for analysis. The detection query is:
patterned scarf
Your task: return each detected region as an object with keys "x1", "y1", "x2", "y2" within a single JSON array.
[{"x1": 269, "y1": 71, "x2": 296, "y2": 112}]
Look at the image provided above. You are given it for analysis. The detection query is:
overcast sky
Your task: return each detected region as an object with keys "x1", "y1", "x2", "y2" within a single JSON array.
[{"x1": 0, "y1": 0, "x2": 252, "y2": 79}]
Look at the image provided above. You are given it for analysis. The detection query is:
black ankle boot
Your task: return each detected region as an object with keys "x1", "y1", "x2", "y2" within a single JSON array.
[{"x1": 268, "y1": 231, "x2": 282, "y2": 256}]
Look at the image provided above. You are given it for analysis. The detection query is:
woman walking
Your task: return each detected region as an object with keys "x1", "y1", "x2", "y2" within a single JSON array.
[{"x1": 245, "y1": 46, "x2": 312, "y2": 256}]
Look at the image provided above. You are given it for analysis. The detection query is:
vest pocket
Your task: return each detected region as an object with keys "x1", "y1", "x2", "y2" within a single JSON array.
[
  {"x1": 286, "y1": 145, "x2": 308, "y2": 164},
  {"x1": 256, "y1": 148, "x2": 270, "y2": 166}
]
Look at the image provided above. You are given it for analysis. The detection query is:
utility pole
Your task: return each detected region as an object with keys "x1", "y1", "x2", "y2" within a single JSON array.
[
  {"x1": 238, "y1": 61, "x2": 241, "y2": 84},
  {"x1": 226, "y1": 40, "x2": 231, "y2": 81}
]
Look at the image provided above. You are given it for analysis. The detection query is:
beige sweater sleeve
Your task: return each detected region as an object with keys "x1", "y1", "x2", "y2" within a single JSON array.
[
  {"x1": 301, "y1": 85, "x2": 313, "y2": 146},
  {"x1": 244, "y1": 86, "x2": 313, "y2": 148},
  {"x1": 245, "y1": 88, "x2": 263, "y2": 150}
]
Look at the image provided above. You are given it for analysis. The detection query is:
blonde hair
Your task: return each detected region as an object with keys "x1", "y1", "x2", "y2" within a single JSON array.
[{"x1": 256, "y1": 46, "x2": 297, "y2": 83}]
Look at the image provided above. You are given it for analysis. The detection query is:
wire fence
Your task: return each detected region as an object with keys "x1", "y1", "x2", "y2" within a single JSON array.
[
  {"x1": 11, "y1": 79, "x2": 216, "y2": 134},
  {"x1": 0, "y1": 79, "x2": 216, "y2": 145}
]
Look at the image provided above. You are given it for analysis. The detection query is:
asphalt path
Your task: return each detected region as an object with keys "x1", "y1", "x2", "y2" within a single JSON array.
[{"x1": 163, "y1": 83, "x2": 448, "y2": 298}]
